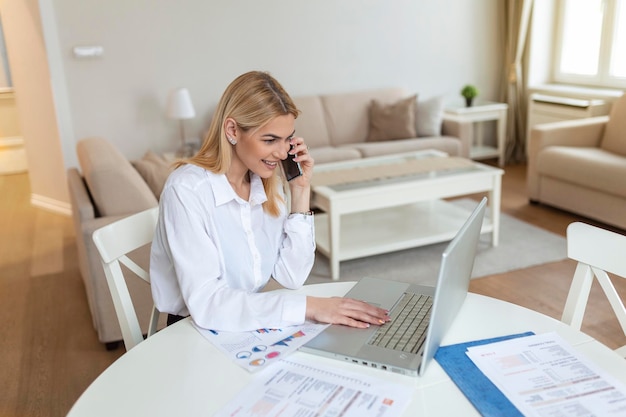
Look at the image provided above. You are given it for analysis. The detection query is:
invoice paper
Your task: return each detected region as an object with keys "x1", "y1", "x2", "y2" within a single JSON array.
[{"x1": 466, "y1": 332, "x2": 626, "y2": 417}]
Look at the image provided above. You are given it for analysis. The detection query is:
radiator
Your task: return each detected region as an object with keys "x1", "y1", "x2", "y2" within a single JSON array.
[{"x1": 526, "y1": 93, "x2": 611, "y2": 156}]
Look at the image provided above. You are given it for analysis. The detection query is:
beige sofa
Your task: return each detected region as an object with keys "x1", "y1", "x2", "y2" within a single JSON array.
[
  {"x1": 527, "y1": 93, "x2": 626, "y2": 230},
  {"x1": 68, "y1": 87, "x2": 467, "y2": 347},
  {"x1": 293, "y1": 88, "x2": 468, "y2": 162},
  {"x1": 68, "y1": 137, "x2": 170, "y2": 347}
]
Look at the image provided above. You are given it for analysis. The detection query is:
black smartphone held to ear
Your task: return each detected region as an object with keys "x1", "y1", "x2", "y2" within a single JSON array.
[{"x1": 281, "y1": 145, "x2": 303, "y2": 181}]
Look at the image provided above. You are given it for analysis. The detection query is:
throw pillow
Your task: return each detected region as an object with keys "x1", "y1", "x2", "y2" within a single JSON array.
[
  {"x1": 415, "y1": 95, "x2": 445, "y2": 137},
  {"x1": 131, "y1": 151, "x2": 174, "y2": 200},
  {"x1": 366, "y1": 95, "x2": 417, "y2": 142}
]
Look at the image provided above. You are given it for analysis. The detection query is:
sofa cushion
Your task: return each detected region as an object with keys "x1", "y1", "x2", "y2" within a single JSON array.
[
  {"x1": 77, "y1": 137, "x2": 158, "y2": 216},
  {"x1": 310, "y1": 146, "x2": 362, "y2": 164},
  {"x1": 292, "y1": 95, "x2": 332, "y2": 149},
  {"x1": 321, "y1": 88, "x2": 406, "y2": 146},
  {"x1": 600, "y1": 93, "x2": 626, "y2": 156},
  {"x1": 537, "y1": 146, "x2": 626, "y2": 198},
  {"x1": 366, "y1": 95, "x2": 417, "y2": 142},
  {"x1": 131, "y1": 151, "x2": 174, "y2": 200},
  {"x1": 416, "y1": 96, "x2": 445, "y2": 137}
]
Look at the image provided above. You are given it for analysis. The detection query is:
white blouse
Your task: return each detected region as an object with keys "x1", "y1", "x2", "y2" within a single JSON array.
[{"x1": 150, "y1": 164, "x2": 315, "y2": 332}]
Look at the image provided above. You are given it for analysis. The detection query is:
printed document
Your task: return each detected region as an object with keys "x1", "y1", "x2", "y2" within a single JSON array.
[
  {"x1": 466, "y1": 332, "x2": 626, "y2": 417},
  {"x1": 194, "y1": 321, "x2": 329, "y2": 372},
  {"x1": 214, "y1": 356, "x2": 413, "y2": 417}
]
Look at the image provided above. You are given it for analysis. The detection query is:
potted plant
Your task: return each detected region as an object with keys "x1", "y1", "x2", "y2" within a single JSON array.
[{"x1": 461, "y1": 84, "x2": 478, "y2": 107}]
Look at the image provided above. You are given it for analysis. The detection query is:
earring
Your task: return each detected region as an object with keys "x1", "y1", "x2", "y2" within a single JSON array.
[{"x1": 227, "y1": 136, "x2": 237, "y2": 145}]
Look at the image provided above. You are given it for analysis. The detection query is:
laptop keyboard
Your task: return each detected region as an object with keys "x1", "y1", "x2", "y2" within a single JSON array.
[{"x1": 368, "y1": 292, "x2": 433, "y2": 354}]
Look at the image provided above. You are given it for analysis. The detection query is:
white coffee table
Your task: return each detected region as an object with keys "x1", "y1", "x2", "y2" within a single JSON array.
[{"x1": 311, "y1": 151, "x2": 504, "y2": 279}]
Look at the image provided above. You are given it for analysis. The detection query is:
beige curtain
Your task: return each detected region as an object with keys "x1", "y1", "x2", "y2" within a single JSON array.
[{"x1": 500, "y1": 0, "x2": 534, "y2": 164}]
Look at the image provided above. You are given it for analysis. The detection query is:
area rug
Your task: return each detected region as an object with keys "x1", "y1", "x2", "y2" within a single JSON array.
[{"x1": 306, "y1": 198, "x2": 567, "y2": 287}]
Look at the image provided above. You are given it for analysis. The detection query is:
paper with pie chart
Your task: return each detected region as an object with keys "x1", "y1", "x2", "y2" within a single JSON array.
[{"x1": 193, "y1": 321, "x2": 330, "y2": 372}]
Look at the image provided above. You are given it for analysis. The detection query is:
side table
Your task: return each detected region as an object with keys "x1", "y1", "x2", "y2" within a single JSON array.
[
  {"x1": 162, "y1": 137, "x2": 201, "y2": 161},
  {"x1": 443, "y1": 100, "x2": 508, "y2": 166}
]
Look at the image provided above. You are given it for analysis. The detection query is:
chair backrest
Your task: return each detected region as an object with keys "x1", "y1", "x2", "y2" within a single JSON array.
[
  {"x1": 562, "y1": 222, "x2": 626, "y2": 358},
  {"x1": 92, "y1": 207, "x2": 160, "y2": 351}
]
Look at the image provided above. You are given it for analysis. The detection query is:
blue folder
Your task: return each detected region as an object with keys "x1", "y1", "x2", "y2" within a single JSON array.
[{"x1": 434, "y1": 332, "x2": 535, "y2": 417}]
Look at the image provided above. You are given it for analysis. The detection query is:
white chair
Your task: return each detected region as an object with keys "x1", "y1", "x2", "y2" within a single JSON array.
[
  {"x1": 92, "y1": 207, "x2": 160, "y2": 351},
  {"x1": 562, "y1": 222, "x2": 626, "y2": 358}
]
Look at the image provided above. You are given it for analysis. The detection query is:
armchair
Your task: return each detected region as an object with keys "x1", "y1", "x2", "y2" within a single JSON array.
[{"x1": 527, "y1": 93, "x2": 626, "y2": 230}]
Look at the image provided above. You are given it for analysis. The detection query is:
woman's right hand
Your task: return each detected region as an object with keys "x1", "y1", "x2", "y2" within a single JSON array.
[{"x1": 305, "y1": 296, "x2": 391, "y2": 328}]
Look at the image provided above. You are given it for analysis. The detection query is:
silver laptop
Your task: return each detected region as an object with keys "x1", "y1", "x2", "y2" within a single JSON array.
[{"x1": 301, "y1": 197, "x2": 487, "y2": 376}]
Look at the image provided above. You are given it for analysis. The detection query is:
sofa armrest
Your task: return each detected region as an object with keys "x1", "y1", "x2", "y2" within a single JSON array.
[
  {"x1": 67, "y1": 168, "x2": 96, "y2": 221},
  {"x1": 527, "y1": 116, "x2": 608, "y2": 200},
  {"x1": 442, "y1": 116, "x2": 472, "y2": 158},
  {"x1": 528, "y1": 116, "x2": 608, "y2": 155},
  {"x1": 68, "y1": 167, "x2": 99, "y2": 312}
]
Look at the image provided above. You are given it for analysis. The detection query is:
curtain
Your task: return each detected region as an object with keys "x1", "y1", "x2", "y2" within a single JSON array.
[{"x1": 500, "y1": 0, "x2": 534, "y2": 164}]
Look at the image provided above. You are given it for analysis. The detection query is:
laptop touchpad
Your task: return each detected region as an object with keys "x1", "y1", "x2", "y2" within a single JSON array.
[{"x1": 306, "y1": 321, "x2": 377, "y2": 356}]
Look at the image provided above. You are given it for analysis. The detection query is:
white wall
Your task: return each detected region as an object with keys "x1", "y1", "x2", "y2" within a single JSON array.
[
  {"x1": 49, "y1": 0, "x2": 502, "y2": 169},
  {"x1": 2, "y1": 0, "x2": 69, "y2": 213}
]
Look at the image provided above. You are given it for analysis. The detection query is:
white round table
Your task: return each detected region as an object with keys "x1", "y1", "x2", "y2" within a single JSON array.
[{"x1": 67, "y1": 282, "x2": 626, "y2": 416}]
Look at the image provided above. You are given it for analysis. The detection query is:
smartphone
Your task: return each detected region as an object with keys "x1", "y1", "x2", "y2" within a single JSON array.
[{"x1": 281, "y1": 145, "x2": 303, "y2": 181}]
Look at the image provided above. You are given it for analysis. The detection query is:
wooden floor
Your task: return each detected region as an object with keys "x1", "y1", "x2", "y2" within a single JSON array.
[{"x1": 1, "y1": 162, "x2": 625, "y2": 416}]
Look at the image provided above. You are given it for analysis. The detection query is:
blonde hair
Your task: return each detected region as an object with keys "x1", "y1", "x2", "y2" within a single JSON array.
[{"x1": 177, "y1": 71, "x2": 300, "y2": 216}]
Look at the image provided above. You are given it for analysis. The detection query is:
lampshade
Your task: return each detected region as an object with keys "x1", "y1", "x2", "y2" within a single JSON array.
[{"x1": 166, "y1": 87, "x2": 196, "y2": 120}]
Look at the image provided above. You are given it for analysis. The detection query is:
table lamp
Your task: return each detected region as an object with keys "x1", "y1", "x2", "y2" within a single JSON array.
[{"x1": 166, "y1": 87, "x2": 196, "y2": 157}]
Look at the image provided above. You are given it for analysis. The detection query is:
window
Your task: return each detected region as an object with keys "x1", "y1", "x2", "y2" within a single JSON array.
[
  {"x1": 0, "y1": 16, "x2": 12, "y2": 88},
  {"x1": 554, "y1": 0, "x2": 626, "y2": 88}
]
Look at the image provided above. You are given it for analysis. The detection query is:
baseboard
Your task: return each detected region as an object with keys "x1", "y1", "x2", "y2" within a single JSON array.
[
  {"x1": 0, "y1": 136, "x2": 28, "y2": 174},
  {"x1": 0, "y1": 136, "x2": 24, "y2": 147},
  {"x1": 30, "y1": 193, "x2": 72, "y2": 216}
]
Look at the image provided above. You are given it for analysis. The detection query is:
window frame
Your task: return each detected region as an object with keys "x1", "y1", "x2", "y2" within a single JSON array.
[
  {"x1": 0, "y1": 17, "x2": 12, "y2": 89},
  {"x1": 553, "y1": 0, "x2": 626, "y2": 89}
]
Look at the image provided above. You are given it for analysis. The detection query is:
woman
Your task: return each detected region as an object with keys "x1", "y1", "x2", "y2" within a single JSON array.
[{"x1": 150, "y1": 71, "x2": 389, "y2": 331}]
